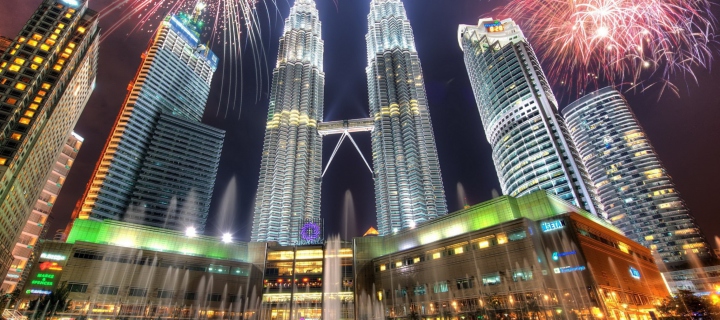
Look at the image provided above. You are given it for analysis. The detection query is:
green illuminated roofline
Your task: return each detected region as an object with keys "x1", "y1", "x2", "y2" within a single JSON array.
[
  {"x1": 66, "y1": 219, "x2": 249, "y2": 262},
  {"x1": 355, "y1": 191, "x2": 621, "y2": 257}
]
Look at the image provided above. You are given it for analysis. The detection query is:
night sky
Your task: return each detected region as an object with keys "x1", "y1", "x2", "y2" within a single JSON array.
[{"x1": 1, "y1": 0, "x2": 719, "y2": 246}]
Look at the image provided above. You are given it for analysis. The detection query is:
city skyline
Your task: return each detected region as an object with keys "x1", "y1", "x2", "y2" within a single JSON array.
[{"x1": 1, "y1": 0, "x2": 719, "y2": 244}]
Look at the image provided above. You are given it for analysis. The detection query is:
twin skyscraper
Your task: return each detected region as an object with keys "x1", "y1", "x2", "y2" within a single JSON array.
[{"x1": 251, "y1": 0, "x2": 447, "y2": 244}]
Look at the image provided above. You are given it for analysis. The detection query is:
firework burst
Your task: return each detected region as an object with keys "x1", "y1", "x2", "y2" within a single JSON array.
[
  {"x1": 500, "y1": 0, "x2": 717, "y2": 97},
  {"x1": 98, "y1": 0, "x2": 277, "y2": 118}
]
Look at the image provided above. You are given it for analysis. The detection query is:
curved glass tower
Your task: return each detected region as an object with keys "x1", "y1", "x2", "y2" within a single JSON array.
[
  {"x1": 367, "y1": 0, "x2": 447, "y2": 236},
  {"x1": 562, "y1": 87, "x2": 712, "y2": 268},
  {"x1": 458, "y1": 18, "x2": 601, "y2": 216},
  {"x1": 251, "y1": 0, "x2": 324, "y2": 245}
]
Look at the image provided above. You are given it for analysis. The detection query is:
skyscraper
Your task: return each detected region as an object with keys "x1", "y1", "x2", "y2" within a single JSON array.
[
  {"x1": 562, "y1": 87, "x2": 713, "y2": 268},
  {"x1": 1, "y1": 132, "x2": 82, "y2": 293},
  {"x1": 75, "y1": 13, "x2": 223, "y2": 232},
  {"x1": 458, "y1": 18, "x2": 601, "y2": 216},
  {"x1": 251, "y1": 0, "x2": 324, "y2": 245},
  {"x1": 367, "y1": 0, "x2": 447, "y2": 235},
  {"x1": 0, "y1": 0, "x2": 98, "y2": 279}
]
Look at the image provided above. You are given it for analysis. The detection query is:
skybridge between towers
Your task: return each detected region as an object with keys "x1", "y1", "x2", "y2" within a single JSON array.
[{"x1": 317, "y1": 118, "x2": 374, "y2": 177}]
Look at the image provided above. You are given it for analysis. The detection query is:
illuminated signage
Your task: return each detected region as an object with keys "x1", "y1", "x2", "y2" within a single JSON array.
[
  {"x1": 541, "y1": 220, "x2": 565, "y2": 232},
  {"x1": 552, "y1": 250, "x2": 577, "y2": 261},
  {"x1": 484, "y1": 20, "x2": 504, "y2": 33},
  {"x1": 553, "y1": 266, "x2": 586, "y2": 274},
  {"x1": 40, "y1": 253, "x2": 66, "y2": 261},
  {"x1": 30, "y1": 273, "x2": 55, "y2": 286},
  {"x1": 629, "y1": 267, "x2": 641, "y2": 279},
  {"x1": 26, "y1": 289, "x2": 51, "y2": 295},
  {"x1": 38, "y1": 261, "x2": 63, "y2": 271},
  {"x1": 60, "y1": 0, "x2": 80, "y2": 7}
]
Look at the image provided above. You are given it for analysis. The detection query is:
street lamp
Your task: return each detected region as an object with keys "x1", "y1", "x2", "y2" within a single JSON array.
[{"x1": 185, "y1": 226, "x2": 196, "y2": 238}]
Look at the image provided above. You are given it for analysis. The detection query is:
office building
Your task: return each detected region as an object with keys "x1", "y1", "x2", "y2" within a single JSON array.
[
  {"x1": 366, "y1": 0, "x2": 447, "y2": 235},
  {"x1": 74, "y1": 13, "x2": 223, "y2": 232},
  {"x1": 251, "y1": 0, "x2": 324, "y2": 245},
  {"x1": 0, "y1": 0, "x2": 98, "y2": 280},
  {"x1": 458, "y1": 18, "x2": 601, "y2": 216},
  {"x1": 1, "y1": 132, "x2": 82, "y2": 293},
  {"x1": 562, "y1": 87, "x2": 713, "y2": 270}
]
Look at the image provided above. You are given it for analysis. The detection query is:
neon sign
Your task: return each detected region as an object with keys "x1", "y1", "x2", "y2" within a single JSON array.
[
  {"x1": 38, "y1": 261, "x2": 63, "y2": 271},
  {"x1": 484, "y1": 20, "x2": 504, "y2": 33},
  {"x1": 40, "y1": 253, "x2": 66, "y2": 261},
  {"x1": 629, "y1": 267, "x2": 641, "y2": 279},
  {"x1": 26, "y1": 289, "x2": 51, "y2": 295},
  {"x1": 554, "y1": 266, "x2": 586, "y2": 274},
  {"x1": 31, "y1": 273, "x2": 55, "y2": 286},
  {"x1": 552, "y1": 250, "x2": 577, "y2": 261},
  {"x1": 541, "y1": 220, "x2": 565, "y2": 232}
]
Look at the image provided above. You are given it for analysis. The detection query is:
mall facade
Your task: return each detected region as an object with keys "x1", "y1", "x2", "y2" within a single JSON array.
[{"x1": 20, "y1": 191, "x2": 669, "y2": 320}]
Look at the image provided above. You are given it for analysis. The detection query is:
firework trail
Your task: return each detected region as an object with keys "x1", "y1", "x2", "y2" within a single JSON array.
[
  {"x1": 97, "y1": 0, "x2": 278, "y2": 118},
  {"x1": 500, "y1": 0, "x2": 717, "y2": 97}
]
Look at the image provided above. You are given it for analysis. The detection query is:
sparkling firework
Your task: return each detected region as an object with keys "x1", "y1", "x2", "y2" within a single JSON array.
[
  {"x1": 98, "y1": 0, "x2": 276, "y2": 117},
  {"x1": 500, "y1": 0, "x2": 717, "y2": 96}
]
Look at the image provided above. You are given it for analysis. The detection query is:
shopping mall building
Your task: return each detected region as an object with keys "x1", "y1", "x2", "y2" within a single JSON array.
[{"x1": 19, "y1": 191, "x2": 669, "y2": 320}]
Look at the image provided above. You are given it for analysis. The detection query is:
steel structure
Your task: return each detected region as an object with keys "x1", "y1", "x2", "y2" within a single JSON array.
[
  {"x1": 366, "y1": 0, "x2": 448, "y2": 235},
  {"x1": 458, "y1": 18, "x2": 602, "y2": 216},
  {"x1": 562, "y1": 87, "x2": 713, "y2": 268},
  {"x1": 251, "y1": 0, "x2": 325, "y2": 245}
]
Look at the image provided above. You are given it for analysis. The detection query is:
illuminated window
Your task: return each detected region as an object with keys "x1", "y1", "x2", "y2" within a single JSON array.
[
  {"x1": 50, "y1": 34, "x2": 58, "y2": 40},
  {"x1": 32, "y1": 34, "x2": 42, "y2": 40},
  {"x1": 41, "y1": 83, "x2": 51, "y2": 90},
  {"x1": 32, "y1": 56, "x2": 44, "y2": 64},
  {"x1": 78, "y1": 26, "x2": 86, "y2": 33},
  {"x1": 19, "y1": 117, "x2": 31, "y2": 125},
  {"x1": 24, "y1": 111, "x2": 35, "y2": 117},
  {"x1": 27, "y1": 40, "x2": 38, "y2": 47},
  {"x1": 37, "y1": 90, "x2": 46, "y2": 97},
  {"x1": 0, "y1": 62, "x2": 6, "y2": 68},
  {"x1": 57, "y1": 59, "x2": 66, "y2": 65},
  {"x1": 379, "y1": 264, "x2": 386, "y2": 271},
  {"x1": 33, "y1": 97, "x2": 42, "y2": 103},
  {"x1": 432, "y1": 252, "x2": 441, "y2": 259},
  {"x1": 413, "y1": 257, "x2": 421, "y2": 263},
  {"x1": 18, "y1": 37, "x2": 26, "y2": 42},
  {"x1": 45, "y1": 39, "x2": 56, "y2": 46},
  {"x1": 617, "y1": 242, "x2": 630, "y2": 254},
  {"x1": 15, "y1": 83, "x2": 27, "y2": 90},
  {"x1": 395, "y1": 261, "x2": 403, "y2": 267},
  {"x1": 40, "y1": 44, "x2": 50, "y2": 51},
  {"x1": 6, "y1": 98, "x2": 17, "y2": 105},
  {"x1": 30, "y1": 64, "x2": 39, "y2": 70},
  {"x1": 644, "y1": 235, "x2": 654, "y2": 241},
  {"x1": 29, "y1": 103, "x2": 39, "y2": 110},
  {"x1": 10, "y1": 133, "x2": 21, "y2": 140},
  {"x1": 54, "y1": 29, "x2": 61, "y2": 34},
  {"x1": 496, "y1": 233, "x2": 508, "y2": 244},
  {"x1": 64, "y1": 48, "x2": 73, "y2": 54},
  {"x1": 14, "y1": 58, "x2": 26, "y2": 64},
  {"x1": 478, "y1": 241, "x2": 490, "y2": 248},
  {"x1": 68, "y1": 43, "x2": 76, "y2": 48},
  {"x1": 9, "y1": 64, "x2": 20, "y2": 72},
  {"x1": 454, "y1": 247, "x2": 464, "y2": 255},
  {"x1": 0, "y1": 158, "x2": 7, "y2": 166}
]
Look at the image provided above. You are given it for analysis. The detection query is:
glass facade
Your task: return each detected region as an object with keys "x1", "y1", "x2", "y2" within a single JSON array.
[
  {"x1": 0, "y1": 0, "x2": 99, "y2": 280},
  {"x1": 76, "y1": 15, "x2": 223, "y2": 232},
  {"x1": 367, "y1": 0, "x2": 447, "y2": 236},
  {"x1": 562, "y1": 87, "x2": 713, "y2": 268},
  {"x1": 458, "y1": 18, "x2": 601, "y2": 216},
  {"x1": 252, "y1": 0, "x2": 324, "y2": 245}
]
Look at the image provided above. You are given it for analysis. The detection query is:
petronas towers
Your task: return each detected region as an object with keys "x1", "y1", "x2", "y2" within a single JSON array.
[
  {"x1": 251, "y1": 0, "x2": 447, "y2": 244},
  {"x1": 251, "y1": 0, "x2": 324, "y2": 245}
]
